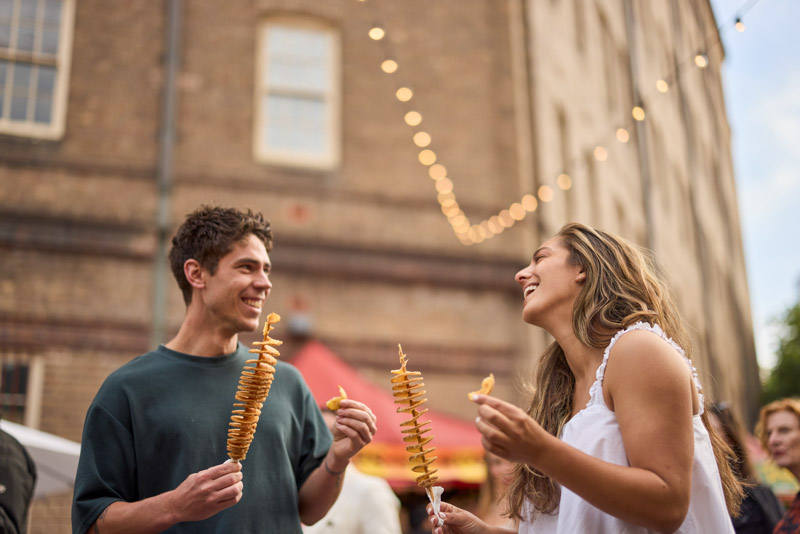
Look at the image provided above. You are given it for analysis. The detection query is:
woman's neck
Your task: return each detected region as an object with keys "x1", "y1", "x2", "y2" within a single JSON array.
[{"x1": 549, "y1": 326, "x2": 603, "y2": 384}]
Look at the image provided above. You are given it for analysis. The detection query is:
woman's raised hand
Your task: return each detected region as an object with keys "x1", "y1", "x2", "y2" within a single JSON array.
[{"x1": 471, "y1": 394, "x2": 553, "y2": 467}]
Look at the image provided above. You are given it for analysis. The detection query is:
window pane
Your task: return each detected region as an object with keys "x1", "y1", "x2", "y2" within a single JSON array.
[
  {"x1": 10, "y1": 62, "x2": 31, "y2": 120},
  {"x1": 19, "y1": 0, "x2": 37, "y2": 19},
  {"x1": 0, "y1": 60, "x2": 5, "y2": 116},
  {"x1": 40, "y1": 22, "x2": 59, "y2": 55},
  {"x1": 16, "y1": 25, "x2": 35, "y2": 52},
  {"x1": 263, "y1": 94, "x2": 326, "y2": 155},
  {"x1": 37, "y1": 63, "x2": 54, "y2": 92},
  {"x1": 265, "y1": 26, "x2": 330, "y2": 93},
  {"x1": 0, "y1": 0, "x2": 13, "y2": 18},
  {"x1": 0, "y1": 0, "x2": 12, "y2": 49},
  {"x1": 44, "y1": 0, "x2": 61, "y2": 24},
  {"x1": 15, "y1": 0, "x2": 36, "y2": 52},
  {"x1": 34, "y1": 94, "x2": 50, "y2": 122},
  {"x1": 10, "y1": 94, "x2": 27, "y2": 119},
  {"x1": 0, "y1": 25, "x2": 9, "y2": 49},
  {"x1": 1, "y1": 362, "x2": 29, "y2": 424},
  {"x1": 34, "y1": 64, "x2": 54, "y2": 123},
  {"x1": 12, "y1": 61, "x2": 31, "y2": 88}
]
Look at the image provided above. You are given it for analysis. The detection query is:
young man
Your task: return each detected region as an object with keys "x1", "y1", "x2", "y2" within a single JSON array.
[{"x1": 72, "y1": 205, "x2": 377, "y2": 534}]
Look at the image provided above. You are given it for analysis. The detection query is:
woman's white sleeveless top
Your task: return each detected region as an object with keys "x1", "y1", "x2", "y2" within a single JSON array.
[{"x1": 519, "y1": 322, "x2": 734, "y2": 533}]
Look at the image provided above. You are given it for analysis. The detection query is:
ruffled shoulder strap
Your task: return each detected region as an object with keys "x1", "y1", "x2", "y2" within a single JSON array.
[{"x1": 588, "y1": 321, "x2": 704, "y2": 414}]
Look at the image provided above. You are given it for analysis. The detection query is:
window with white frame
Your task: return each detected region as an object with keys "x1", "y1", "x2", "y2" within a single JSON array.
[
  {"x1": 0, "y1": 0, "x2": 75, "y2": 139},
  {"x1": 1, "y1": 354, "x2": 43, "y2": 427},
  {"x1": 253, "y1": 17, "x2": 340, "y2": 170}
]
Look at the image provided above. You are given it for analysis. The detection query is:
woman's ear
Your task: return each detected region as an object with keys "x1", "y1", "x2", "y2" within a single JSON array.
[
  {"x1": 575, "y1": 270, "x2": 587, "y2": 283},
  {"x1": 184, "y1": 259, "x2": 206, "y2": 289}
]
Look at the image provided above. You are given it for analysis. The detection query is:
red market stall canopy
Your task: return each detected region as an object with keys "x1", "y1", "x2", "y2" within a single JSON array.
[{"x1": 289, "y1": 340, "x2": 486, "y2": 490}]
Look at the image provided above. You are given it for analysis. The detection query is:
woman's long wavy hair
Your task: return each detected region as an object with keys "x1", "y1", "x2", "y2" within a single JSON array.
[{"x1": 506, "y1": 223, "x2": 743, "y2": 521}]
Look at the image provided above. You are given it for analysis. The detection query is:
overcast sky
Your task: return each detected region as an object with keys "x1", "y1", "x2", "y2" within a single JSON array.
[{"x1": 708, "y1": 0, "x2": 800, "y2": 369}]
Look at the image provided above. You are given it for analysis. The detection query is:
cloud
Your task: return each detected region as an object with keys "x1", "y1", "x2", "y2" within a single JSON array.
[{"x1": 754, "y1": 73, "x2": 800, "y2": 154}]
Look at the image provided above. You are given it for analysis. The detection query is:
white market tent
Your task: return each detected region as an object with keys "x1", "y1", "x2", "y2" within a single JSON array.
[{"x1": 1, "y1": 419, "x2": 81, "y2": 498}]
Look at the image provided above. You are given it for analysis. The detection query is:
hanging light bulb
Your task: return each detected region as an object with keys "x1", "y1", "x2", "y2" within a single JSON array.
[
  {"x1": 396, "y1": 87, "x2": 413, "y2": 102},
  {"x1": 735, "y1": 18, "x2": 745, "y2": 32},
  {"x1": 381, "y1": 59, "x2": 398, "y2": 73},
  {"x1": 593, "y1": 146, "x2": 608, "y2": 162},
  {"x1": 694, "y1": 52, "x2": 708, "y2": 68},
  {"x1": 656, "y1": 79, "x2": 669, "y2": 93},
  {"x1": 368, "y1": 26, "x2": 385, "y2": 40},
  {"x1": 509, "y1": 203, "x2": 526, "y2": 221},
  {"x1": 521, "y1": 194, "x2": 538, "y2": 212},
  {"x1": 435, "y1": 178, "x2": 453, "y2": 194},
  {"x1": 413, "y1": 131, "x2": 431, "y2": 147},
  {"x1": 632, "y1": 106, "x2": 646, "y2": 121},
  {"x1": 418, "y1": 149, "x2": 436, "y2": 166},
  {"x1": 404, "y1": 111, "x2": 422, "y2": 126},
  {"x1": 428, "y1": 164, "x2": 446, "y2": 180}
]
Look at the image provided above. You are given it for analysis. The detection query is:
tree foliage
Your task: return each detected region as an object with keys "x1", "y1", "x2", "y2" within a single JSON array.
[{"x1": 761, "y1": 296, "x2": 800, "y2": 404}]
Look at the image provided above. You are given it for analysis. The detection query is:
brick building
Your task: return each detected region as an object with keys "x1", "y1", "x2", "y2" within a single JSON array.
[{"x1": 0, "y1": 0, "x2": 759, "y2": 531}]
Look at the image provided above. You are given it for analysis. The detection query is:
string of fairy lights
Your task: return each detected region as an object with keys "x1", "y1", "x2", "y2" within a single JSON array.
[{"x1": 355, "y1": 0, "x2": 764, "y2": 245}]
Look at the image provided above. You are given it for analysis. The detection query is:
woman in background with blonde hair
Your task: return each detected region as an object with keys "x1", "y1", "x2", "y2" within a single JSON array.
[
  {"x1": 755, "y1": 398, "x2": 800, "y2": 533},
  {"x1": 430, "y1": 223, "x2": 742, "y2": 533}
]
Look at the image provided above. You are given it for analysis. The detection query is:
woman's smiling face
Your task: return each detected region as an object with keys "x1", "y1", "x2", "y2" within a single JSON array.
[{"x1": 515, "y1": 236, "x2": 585, "y2": 328}]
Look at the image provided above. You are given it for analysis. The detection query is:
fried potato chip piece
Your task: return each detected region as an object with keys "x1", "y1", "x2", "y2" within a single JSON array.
[
  {"x1": 326, "y1": 385, "x2": 348, "y2": 411},
  {"x1": 468, "y1": 373, "x2": 495, "y2": 400}
]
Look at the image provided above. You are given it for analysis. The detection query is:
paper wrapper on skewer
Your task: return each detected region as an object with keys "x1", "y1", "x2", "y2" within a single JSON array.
[
  {"x1": 391, "y1": 344, "x2": 444, "y2": 526},
  {"x1": 226, "y1": 312, "x2": 282, "y2": 462}
]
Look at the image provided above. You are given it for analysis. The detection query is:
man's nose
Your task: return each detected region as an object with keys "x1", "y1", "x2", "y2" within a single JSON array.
[{"x1": 254, "y1": 272, "x2": 272, "y2": 289}]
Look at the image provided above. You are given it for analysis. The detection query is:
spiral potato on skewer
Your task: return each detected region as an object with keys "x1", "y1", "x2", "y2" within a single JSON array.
[
  {"x1": 226, "y1": 312, "x2": 282, "y2": 462},
  {"x1": 391, "y1": 344, "x2": 438, "y2": 493}
]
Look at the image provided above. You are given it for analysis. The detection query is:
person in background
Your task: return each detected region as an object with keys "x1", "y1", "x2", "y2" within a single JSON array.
[
  {"x1": 72, "y1": 205, "x2": 377, "y2": 534},
  {"x1": 303, "y1": 409, "x2": 403, "y2": 534},
  {"x1": 755, "y1": 398, "x2": 800, "y2": 533},
  {"x1": 710, "y1": 402, "x2": 784, "y2": 533},
  {"x1": 0, "y1": 415, "x2": 37, "y2": 534},
  {"x1": 428, "y1": 222, "x2": 743, "y2": 533},
  {"x1": 474, "y1": 451, "x2": 516, "y2": 530}
]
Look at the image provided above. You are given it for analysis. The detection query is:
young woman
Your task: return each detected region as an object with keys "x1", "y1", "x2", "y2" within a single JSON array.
[{"x1": 430, "y1": 223, "x2": 742, "y2": 533}]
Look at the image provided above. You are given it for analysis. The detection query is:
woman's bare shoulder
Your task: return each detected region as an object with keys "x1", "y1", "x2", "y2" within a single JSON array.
[{"x1": 604, "y1": 328, "x2": 692, "y2": 394}]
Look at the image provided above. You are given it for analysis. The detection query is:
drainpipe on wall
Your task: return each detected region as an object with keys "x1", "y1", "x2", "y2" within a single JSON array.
[
  {"x1": 622, "y1": 0, "x2": 655, "y2": 250},
  {"x1": 508, "y1": 0, "x2": 537, "y2": 253},
  {"x1": 151, "y1": 0, "x2": 182, "y2": 347}
]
